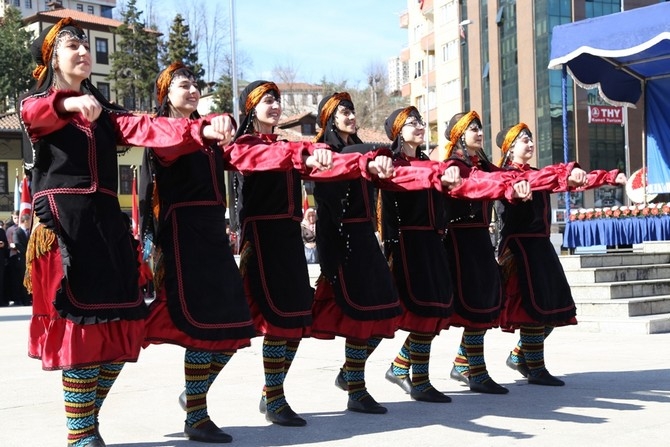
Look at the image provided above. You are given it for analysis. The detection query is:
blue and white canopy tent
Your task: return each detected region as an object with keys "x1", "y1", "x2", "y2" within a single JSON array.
[{"x1": 548, "y1": 2, "x2": 670, "y2": 198}]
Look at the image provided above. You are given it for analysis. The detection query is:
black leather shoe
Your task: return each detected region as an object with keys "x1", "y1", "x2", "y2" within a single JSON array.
[
  {"x1": 178, "y1": 390, "x2": 187, "y2": 411},
  {"x1": 347, "y1": 394, "x2": 388, "y2": 414},
  {"x1": 449, "y1": 365, "x2": 469, "y2": 385},
  {"x1": 506, "y1": 353, "x2": 529, "y2": 378},
  {"x1": 265, "y1": 405, "x2": 307, "y2": 427},
  {"x1": 335, "y1": 368, "x2": 347, "y2": 391},
  {"x1": 385, "y1": 365, "x2": 412, "y2": 394},
  {"x1": 259, "y1": 395, "x2": 267, "y2": 414},
  {"x1": 93, "y1": 421, "x2": 105, "y2": 446},
  {"x1": 469, "y1": 378, "x2": 509, "y2": 394},
  {"x1": 184, "y1": 420, "x2": 232, "y2": 443},
  {"x1": 528, "y1": 370, "x2": 565, "y2": 386},
  {"x1": 410, "y1": 386, "x2": 451, "y2": 403},
  {"x1": 82, "y1": 439, "x2": 105, "y2": 447}
]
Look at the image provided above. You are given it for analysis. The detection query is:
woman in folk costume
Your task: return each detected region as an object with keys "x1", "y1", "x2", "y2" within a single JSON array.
[
  {"x1": 142, "y1": 63, "x2": 314, "y2": 442},
  {"x1": 428, "y1": 111, "x2": 514, "y2": 394},
  {"x1": 231, "y1": 81, "x2": 378, "y2": 427},
  {"x1": 381, "y1": 107, "x2": 533, "y2": 403},
  {"x1": 310, "y1": 92, "x2": 402, "y2": 415},
  {"x1": 20, "y1": 18, "x2": 230, "y2": 447},
  {"x1": 495, "y1": 124, "x2": 625, "y2": 386}
]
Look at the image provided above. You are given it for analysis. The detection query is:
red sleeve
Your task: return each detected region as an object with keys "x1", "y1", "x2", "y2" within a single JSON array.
[
  {"x1": 227, "y1": 134, "x2": 319, "y2": 173},
  {"x1": 112, "y1": 114, "x2": 206, "y2": 154},
  {"x1": 522, "y1": 162, "x2": 576, "y2": 193},
  {"x1": 447, "y1": 168, "x2": 522, "y2": 201},
  {"x1": 374, "y1": 159, "x2": 443, "y2": 192},
  {"x1": 578, "y1": 169, "x2": 620, "y2": 190},
  {"x1": 20, "y1": 90, "x2": 82, "y2": 141}
]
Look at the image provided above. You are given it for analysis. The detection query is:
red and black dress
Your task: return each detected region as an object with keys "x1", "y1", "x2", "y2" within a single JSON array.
[
  {"x1": 312, "y1": 144, "x2": 402, "y2": 340},
  {"x1": 21, "y1": 89, "x2": 210, "y2": 370},
  {"x1": 234, "y1": 133, "x2": 370, "y2": 339},
  {"x1": 497, "y1": 163, "x2": 620, "y2": 330},
  {"x1": 141, "y1": 130, "x2": 307, "y2": 351}
]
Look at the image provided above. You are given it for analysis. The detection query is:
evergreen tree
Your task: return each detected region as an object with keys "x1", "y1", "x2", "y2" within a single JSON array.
[
  {"x1": 108, "y1": 0, "x2": 159, "y2": 111},
  {"x1": 0, "y1": 6, "x2": 34, "y2": 113},
  {"x1": 161, "y1": 14, "x2": 204, "y2": 86},
  {"x1": 211, "y1": 71, "x2": 233, "y2": 114}
]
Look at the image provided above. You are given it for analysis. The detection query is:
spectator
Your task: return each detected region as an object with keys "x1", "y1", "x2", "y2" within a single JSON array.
[{"x1": 301, "y1": 208, "x2": 318, "y2": 263}]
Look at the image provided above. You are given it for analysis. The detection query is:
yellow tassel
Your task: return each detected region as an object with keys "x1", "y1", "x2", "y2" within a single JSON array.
[
  {"x1": 238, "y1": 241, "x2": 253, "y2": 277},
  {"x1": 152, "y1": 175, "x2": 160, "y2": 220},
  {"x1": 375, "y1": 189, "x2": 383, "y2": 242},
  {"x1": 152, "y1": 247, "x2": 164, "y2": 294},
  {"x1": 24, "y1": 223, "x2": 57, "y2": 293}
]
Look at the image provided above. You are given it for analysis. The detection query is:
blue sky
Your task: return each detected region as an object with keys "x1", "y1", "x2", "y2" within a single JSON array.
[{"x1": 149, "y1": 0, "x2": 409, "y2": 87}]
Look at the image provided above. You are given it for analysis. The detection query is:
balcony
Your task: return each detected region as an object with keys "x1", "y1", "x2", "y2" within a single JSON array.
[
  {"x1": 400, "y1": 10, "x2": 409, "y2": 29},
  {"x1": 421, "y1": 31, "x2": 435, "y2": 51},
  {"x1": 400, "y1": 47, "x2": 410, "y2": 62}
]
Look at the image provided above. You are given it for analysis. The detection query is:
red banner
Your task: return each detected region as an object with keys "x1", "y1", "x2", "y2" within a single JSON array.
[
  {"x1": 588, "y1": 105, "x2": 624, "y2": 125},
  {"x1": 19, "y1": 176, "x2": 32, "y2": 219}
]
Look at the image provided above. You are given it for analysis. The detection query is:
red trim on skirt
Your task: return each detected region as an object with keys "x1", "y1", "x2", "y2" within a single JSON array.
[
  {"x1": 28, "y1": 244, "x2": 145, "y2": 370},
  {"x1": 143, "y1": 289, "x2": 251, "y2": 351},
  {"x1": 397, "y1": 301, "x2": 451, "y2": 335},
  {"x1": 500, "y1": 270, "x2": 577, "y2": 332},
  {"x1": 246, "y1": 291, "x2": 311, "y2": 340},
  {"x1": 311, "y1": 280, "x2": 398, "y2": 340}
]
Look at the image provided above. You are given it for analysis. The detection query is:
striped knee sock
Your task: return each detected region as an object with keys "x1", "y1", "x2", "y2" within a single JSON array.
[
  {"x1": 391, "y1": 335, "x2": 411, "y2": 377},
  {"x1": 345, "y1": 338, "x2": 369, "y2": 401},
  {"x1": 520, "y1": 326, "x2": 546, "y2": 377},
  {"x1": 409, "y1": 333, "x2": 435, "y2": 392},
  {"x1": 463, "y1": 329, "x2": 489, "y2": 384},
  {"x1": 208, "y1": 352, "x2": 234, "y2": 390},
  {"x1": 95, "y1": 362, "x2": 124, "y2": 418},
  {"x1": 453, "y1": 332, "x2": 469, "y2": 376},
  {"x1": 63, "y1": 366, "x2": 99, "y2": 447},
  {"x1": 513, "y1": 326, "x2": 553, "y2": 366},
  {"x1": 284, "y1": 339, "x2": 300, "y2": 375},
  {"x1": 263, "y1": 337, "x2": 288, "y2": 414},
  {"x1": 184, "y1": 350, "x2": 212, "y2": 427},
  {"x1": 366, "y1": 337, "x2": 382, "y2": 358}
]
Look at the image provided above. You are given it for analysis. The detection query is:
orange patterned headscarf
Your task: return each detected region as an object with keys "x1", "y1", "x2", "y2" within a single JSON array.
[
  {"x1": 245, "y1": 82, "x2": 280, "y2": 113},
  {"x1": 31, "y1": 17, "x2": 80, "y2": 82},
  {"x1": 430, "y1": 111, "x2": 479, "y2": 162},
  {"x1": 388, "y1": 107, "x2": 415, "y2": 142},
  {"x1": 314, "y1": 92, "x2": 352, "y2": 142},
  {"x1": 155, "y1": 62, "x2": 189, "y2": 108},
  {"x1": 498, "y1": 122, "x2": 529, "y2": 167}
]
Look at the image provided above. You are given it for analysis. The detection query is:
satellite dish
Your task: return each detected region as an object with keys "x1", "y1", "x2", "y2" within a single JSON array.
[{"x1": 626, "y1": 167, "x2": 657, "y2": 204}]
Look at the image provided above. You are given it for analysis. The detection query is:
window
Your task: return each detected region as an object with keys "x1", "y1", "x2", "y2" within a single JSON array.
[
  {"x1": 12, "y1": 0, "x2": 20, "y2": 7},
  {"x1": 95, "y1": 38, "x2": 108, "y2": 64},
  {"x1": 26, "y1": 0, "x2": 32, "y2": 8},
  {"x1": 97, "y1": 82, "x2": 110, "y2": 101},
  {"x1": 76, "y1": 4, "x2": 83, "y2": 11},
  {"x1": 119, "y1": 165, "x2": 133, "y2": 195},
  {"x1": 414, "y1": 60, "x2": 424, "y2": 78},
  {"x1": 87, "y1": 5, "x2": 94, "y2": 14},
  {"x1": 101, "y1": 5, "x2": 113, "y2": 18},
  {"x1": 301, "y1": 123, "x2": 315, "y2": 135},
  {"x1": 0, "y1": 162, "x2": 7, "y2": 196},
  {"x1": 442, "y1": 40, "x2": 458, "y2": 62}
]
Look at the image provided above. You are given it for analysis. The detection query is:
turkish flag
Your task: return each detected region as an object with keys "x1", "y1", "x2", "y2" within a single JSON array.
[{"x1": 19, "y1": 176, "x2": 32, "y2": 219}]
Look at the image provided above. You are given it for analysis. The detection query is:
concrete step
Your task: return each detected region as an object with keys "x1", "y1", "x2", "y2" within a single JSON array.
[
  {"x1": 564, "y1": 264, "x2": 670, "y2": 284},
  {"x1": 570, "y1": 312, "x2": 670, "y2": 334},
  {"x1": 575, "y1": 295, "x2": 670, "y2": 317},
  {"x1": 559, "y1": 252, "x2": 670, "y2": 270},
  {"x1": 569, "y1": 278, "x2": 670, "y2": 300}
]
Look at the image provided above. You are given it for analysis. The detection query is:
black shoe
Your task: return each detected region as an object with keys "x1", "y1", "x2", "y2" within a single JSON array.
[
  {"x1": 265, "y1": 405, "x2": 307, "y2": 427},
  {"x1": 335, "y1": 368, "x2": 347, "y2": 391},
  {"x1": 449, "y1": 365, "x2": 469, "y2": 385},
  {"x1": 259, "y1": 395, "x2": 267, "y2": 414},
  {"x1": 184, "y1": 420, "x2": 233, "y2": 443},
  {"x1": 347, "y1": 394, "x2": 388, "y2": 414},
  {"x1": 82, "y1": 439, "x2": 105, "y2": 447},
  {"x1": 528, "y1": 370, "x2": 565, "y2": 386},
  {"x1": 506, "y1": 353, "x2": 529, "y2": 378},
  {"x1": 178, "y1": 390, "x2": 186, "y2": 411},
  {"x1": 93, "y1": 420, "x2": 105, "y2": 446},
  {"x1": 469, "y1": 377, "x2": 509, "y2": 394},
  {"x1": 385, "y1": 365, "x2": 412, "y2": 394},
  {"x1": 410, "y1": 386, "x2": 451, "y2": 403}
]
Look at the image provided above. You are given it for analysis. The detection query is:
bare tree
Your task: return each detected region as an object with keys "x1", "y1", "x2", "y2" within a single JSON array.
[{"x1": 272, "y1": 61, "x2": 303, "y2": 117}]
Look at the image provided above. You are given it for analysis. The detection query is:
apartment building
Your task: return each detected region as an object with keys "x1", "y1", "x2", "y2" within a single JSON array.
[
  {"x1": 399, "y1": 0, "x2": 660, "y2": 208},
  {"x1": 0, "y1": 0, "x2": 115, "y2": 18}
]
